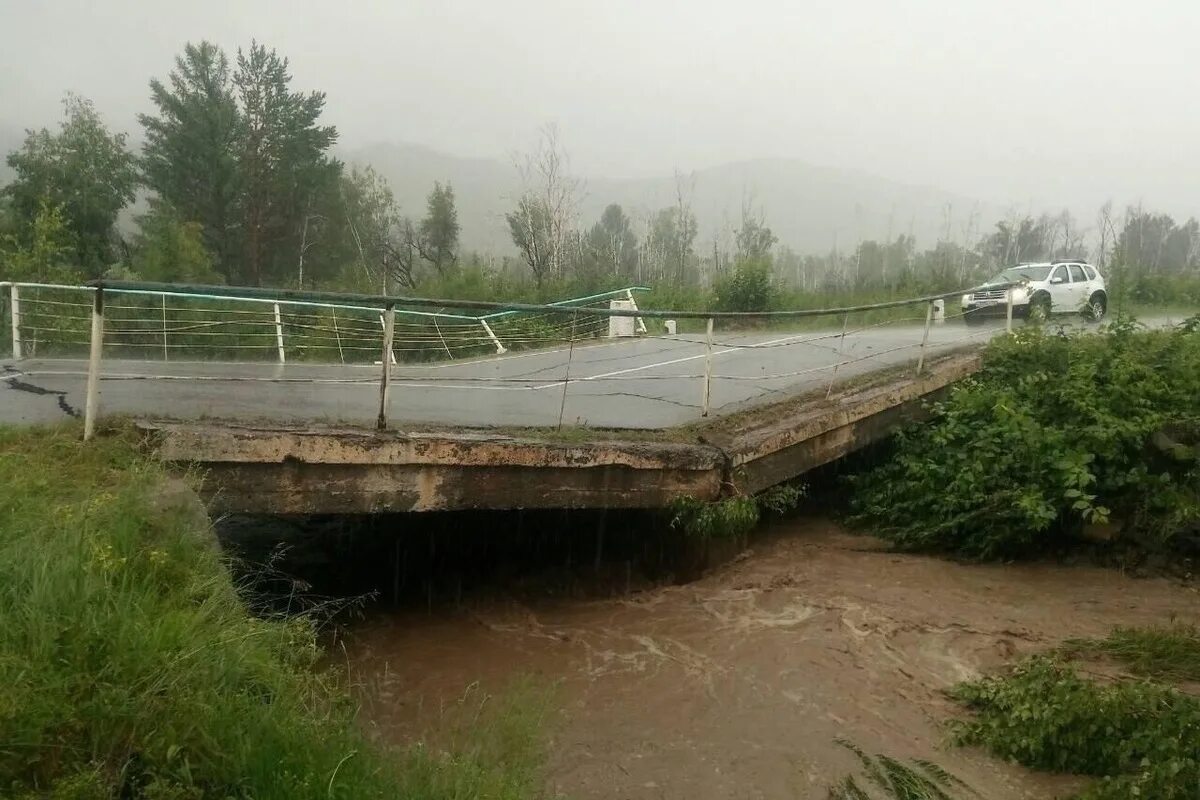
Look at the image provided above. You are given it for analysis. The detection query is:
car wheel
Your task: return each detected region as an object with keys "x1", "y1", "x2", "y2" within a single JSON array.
[
  {"x1": 1028, "y1": 293, "x2": 1051, "y2": 323},
  {"x1": 1083, "y1": 293, "x2": 1107, "y2": 323}
]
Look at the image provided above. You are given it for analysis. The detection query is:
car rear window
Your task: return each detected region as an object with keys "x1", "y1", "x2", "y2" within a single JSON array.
[
  {"x1": 1069, "y1": 265, "x2": 1086, "y2": 282},
  {"x1": 1084, "y1": 265, "x2": 1097, "y2": 280}
]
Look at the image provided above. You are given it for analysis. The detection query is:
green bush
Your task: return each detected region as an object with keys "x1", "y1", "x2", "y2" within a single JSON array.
[
  {"x1": 850, "y1": 320, "x2": 1200, "y2": 558},
  {"x1": 0, "y1": 425, "x2": 549, "y2": 799},
  {"x1": 951, "y1": 657, "x2": 1200, "y2": 799},
  {"x1": 713, "y1": 258, "x2": 774, "y2": 312}
]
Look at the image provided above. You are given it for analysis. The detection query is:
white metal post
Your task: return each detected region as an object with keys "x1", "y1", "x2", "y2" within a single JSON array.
[
  {"x1": 330, "y1": 308, "x2": 345, "y2": 363},
  {"x1": 625, "y1": 288, "x2": 647, "y2": 334},
  {"x1": 826, "y1": 312, "x2": 850, "y2": 399},
  {"x1": 1006, "y1": 288, "x2": 1014, "y2": 334},
  {"x1": 479, "y1": 319, "x2": 507, "y2": 354},
  {"x1": 273, "y1": 303, "x2": 286, "y2": 364},
  {"x1": 8, "y1": 284, "x2": 20, "y2": 360},
  {"x1": 161, "y1": 294, "x2": 169, "y2": 361},
  {"x1": 701, "y1": 317, "x2": 714, "y2": 417},
  {"x1": 915, "y1": 301, "x2": 934, "y2": 376},
  {"x1": 377, "y1": 305, "x2": 396, "y2": 430},
  {"x1": 83, "y1": 288, "x2": 105, "y2": 441},
  {"x1": 377, "y1": 313, "x2": 397, "y2": 364}
]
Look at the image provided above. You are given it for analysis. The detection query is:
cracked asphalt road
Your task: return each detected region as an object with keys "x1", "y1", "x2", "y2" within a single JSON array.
[{"x1": 3, "y1": 315, "x2": 1184, "y2": 429}]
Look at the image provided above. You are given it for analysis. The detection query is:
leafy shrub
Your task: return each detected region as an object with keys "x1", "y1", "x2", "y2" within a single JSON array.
[
  {"x1": 951, "y1": 657, "x2": 1200, "y2": 799},
  {"x1": 713, "y1": 258, "x2": 774, "y2": 313},
  {"x1": 757, "y1": 483, "x2": 806, "y2": 516},
  {"x1": 850, "y1": 321, "x2": 1200, "y2": 558}
]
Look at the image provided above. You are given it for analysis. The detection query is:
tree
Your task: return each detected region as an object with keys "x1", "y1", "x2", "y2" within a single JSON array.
[
  {"x1": 139, "y1": 42, "x2": 240, "y2": 279},
  {"x1": 233, "y1": 41, "x2": 340, "y2": 286},
  {"x1": 671, "y1": 170, "x2": 699, "y2": 284},
  {"x1": 734, "y1": 199, "x2": 777, "y2": 264},
  {"x1": 643, "y1": 202, "x2": 697, "y2": 285},
  {"x1": 333, "y1": 166, "x2": 406, "y2": 292},
  {"x1": 130, "y1": 203, "x2": 221, "y2": 283},
  {"x1": 583, "y1": 203, "x2": 638, "y2": 280},
  {"x1": 0, "y1": 197, "x2": 75, "y2": 282},
  {"x1": 513, "y1": 124, "x2": 580, "y2": 281},
  {"x1": 4, "y1": 94, "x2": 137, "y2": 275},
  {"x1": 416, "y1": 181, "x2": 459, "y2": 275},
  {"x1": 506, "y1": 194, "x2": 553, "y2": 286}
]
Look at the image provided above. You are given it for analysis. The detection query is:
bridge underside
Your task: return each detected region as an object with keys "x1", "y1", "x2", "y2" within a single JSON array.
[{"x1": 147, "y1": 353, "x2": 980, "y2": 514}]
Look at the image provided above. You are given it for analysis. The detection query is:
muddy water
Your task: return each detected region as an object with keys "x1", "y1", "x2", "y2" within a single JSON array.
[{"x1": 345, "y1": 518, "x2": 1200, "y2": 799}]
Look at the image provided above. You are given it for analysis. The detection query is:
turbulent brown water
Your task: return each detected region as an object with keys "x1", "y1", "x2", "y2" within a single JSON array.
[{"x1": 343, "y1": 518, "x2": 1200, "y2": 799}]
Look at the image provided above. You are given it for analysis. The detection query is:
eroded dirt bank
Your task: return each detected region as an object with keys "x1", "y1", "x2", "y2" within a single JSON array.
[{"x1": 345, "y1": 518, "x2": 1200, "y2": 799}]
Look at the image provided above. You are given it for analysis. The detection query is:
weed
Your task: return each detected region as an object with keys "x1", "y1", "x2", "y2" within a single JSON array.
[
  {"x1": 1061, "y1": 623, "x2": 1200, "y2": 683},
  {"x1": 829, "y1": 740, "x2": 970, "y2": 799},
  {"x1": 669, "y1": 495, "x2": 759, "y2": 541}
]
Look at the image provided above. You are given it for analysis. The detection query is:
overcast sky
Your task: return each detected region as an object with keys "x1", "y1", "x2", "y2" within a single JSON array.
[{"x1": 1, "y1": 0, "x2": 1197, "y2": 217}]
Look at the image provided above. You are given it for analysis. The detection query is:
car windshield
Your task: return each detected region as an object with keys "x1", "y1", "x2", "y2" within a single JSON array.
[{"x1": 988, "y1": 265, "x2": 1052, "y2": 284}]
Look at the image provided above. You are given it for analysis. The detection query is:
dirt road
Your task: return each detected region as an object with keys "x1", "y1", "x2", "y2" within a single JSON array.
[{"x1": 346, "y1": 519, "x2": 1200, "y2": 799}]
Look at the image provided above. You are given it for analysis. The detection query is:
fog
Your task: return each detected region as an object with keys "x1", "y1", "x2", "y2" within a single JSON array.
[{"x1": 1, "y1": 0, "x2": 1198, "y2": 218}]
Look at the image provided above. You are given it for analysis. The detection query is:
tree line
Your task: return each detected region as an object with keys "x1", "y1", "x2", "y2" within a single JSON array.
[
  {"x1": 0, "y1": 41, "x2": 460, "y2": 293},
  {"x1": 2, "y1": 40, "x2": 1198, "y2": 306}
]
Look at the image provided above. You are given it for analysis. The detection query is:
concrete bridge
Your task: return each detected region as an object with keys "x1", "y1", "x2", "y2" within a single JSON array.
[
  {"x1": 3, "y1": 280, "x2": 1006, "y2": 512},
  {"x1": 140, "y1": 351, "x2": 980, "y2": 514}
]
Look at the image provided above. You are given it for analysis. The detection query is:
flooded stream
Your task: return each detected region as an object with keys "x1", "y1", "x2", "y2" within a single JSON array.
[{"x1": 338, "y1": 517, "x2": 1200, "y2": 799}]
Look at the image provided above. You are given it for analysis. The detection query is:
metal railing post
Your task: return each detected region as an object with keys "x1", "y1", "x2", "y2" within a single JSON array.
[
  {"x1": 479, "y1": 318, "x2": 507, "y2": 354},
  {"x1": 161, "y1": 294, "x2": 169, "y2": 361},
  {"x1": 701, "y1": 317, "x2": 714, "y2": 417},
  {"x1": 378, "y1": 313, "x2": 397, "y2": 364},
  {"x1": 826, "y1": 312, "x2": 850, "y2": 399},
  {"x1": 1006, "y1": 288, "x2": 1014, "y2": 334},
  {"x1": 273, "y1": 303, "x2": 286, "y2": 364},
  {"x1": 83, "y1": 288, "x2": 105, "y2": 441},
  {"x1": 915, "y1": 300, "x2": 934, "y2": 376},
  {"x1": 625, "y1": 288, "x2": 647, "y2": 334},
  {"x1": 377, "y1": 304, "x2": 396, "y2": 430},
  {"x1": 330, "y1": 308, "x2": 345, "y2": 363},
  {"x1": 9, "y1": 284, "x2": 21, "y2": 360}
]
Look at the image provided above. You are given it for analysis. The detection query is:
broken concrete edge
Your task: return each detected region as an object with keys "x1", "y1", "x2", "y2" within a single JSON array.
[
  {"x1": 133, "y1": 352, "x2": 983, "y2": 513},
  {"x1": 139, "y1": 351, "x2": 978, "y2": 471}
]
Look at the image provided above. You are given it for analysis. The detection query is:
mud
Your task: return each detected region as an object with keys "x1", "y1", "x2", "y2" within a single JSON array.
[{"x1": 345, "y1": 518, "x2": 1200, "y2": 799}]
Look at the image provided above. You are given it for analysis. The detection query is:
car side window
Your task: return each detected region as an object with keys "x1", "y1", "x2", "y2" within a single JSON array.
[
  {"x1": 1069, "y1": 265, "x2": 1085, "y2": 282},
  {"x1": 1050, "y1": 265, "x2": 1067, "y2": 283},
  {"x1": 1084, "y1": 265, "x2": 1097, "y2": 280}
]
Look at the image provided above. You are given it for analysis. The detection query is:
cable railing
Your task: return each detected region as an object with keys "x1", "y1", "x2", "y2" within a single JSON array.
[
  {"x1": 0, "y1": 281, "x2": 649, "y2": 364},
  {"x1": 1, "y1": 279, "x2": 1020, "y2": 439}
]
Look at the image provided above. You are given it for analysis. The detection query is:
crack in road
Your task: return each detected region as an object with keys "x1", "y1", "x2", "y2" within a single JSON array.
[{"x1": 1, "y1": 365, "x2": 80, "y2": 418}]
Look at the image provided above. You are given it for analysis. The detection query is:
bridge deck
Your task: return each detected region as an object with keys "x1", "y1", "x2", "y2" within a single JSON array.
[
  {"x1": 140, "y1": 352, "x2": 982, "y2": 513},
  {"x1": 2, "y1": 320, "x2": 1004, "y2": 429}
]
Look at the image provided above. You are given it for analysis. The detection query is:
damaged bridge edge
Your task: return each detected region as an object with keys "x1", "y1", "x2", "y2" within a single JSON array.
[{"x1": 141, "y1": 353, "x2": 981, "y2": 514}]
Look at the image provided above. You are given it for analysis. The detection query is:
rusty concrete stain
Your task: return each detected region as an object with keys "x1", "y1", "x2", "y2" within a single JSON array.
[{"x1": 141, "y1": 354, "x2": 980, "y2": 514}]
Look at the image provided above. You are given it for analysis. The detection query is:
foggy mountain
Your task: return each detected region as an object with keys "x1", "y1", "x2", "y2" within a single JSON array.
[{"x1": 346, "y1": 142, "x2": 993, "y2": 257}]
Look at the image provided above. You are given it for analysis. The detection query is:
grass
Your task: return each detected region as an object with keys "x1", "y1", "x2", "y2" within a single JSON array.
[
  {"x1": 0, "y1": 423, "x2": 551, "y2": 799},
  {"x1": 1061, "y1": 623, "x2": 1200, "y2": 683}
]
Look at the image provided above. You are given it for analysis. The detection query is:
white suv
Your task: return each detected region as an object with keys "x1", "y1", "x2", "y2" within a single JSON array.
[{"x1": 962, "y1": 261, "x2": 1107, "y2": 325}]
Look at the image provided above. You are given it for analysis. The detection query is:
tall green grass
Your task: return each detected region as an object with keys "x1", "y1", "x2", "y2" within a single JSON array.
[
  {"x1": 1061, "y1": 623, "x2": 1200, "y2": 683},
  {"x1": 0, "y1": 424, "x2": 550, "y2": 799}
]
